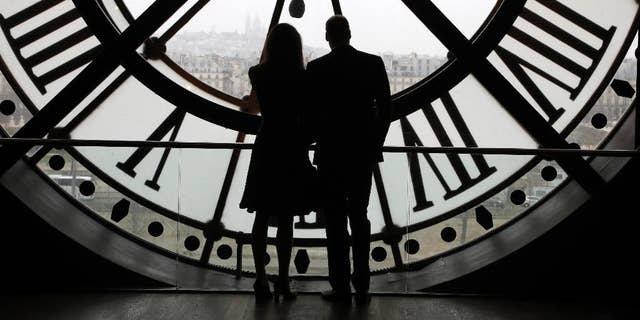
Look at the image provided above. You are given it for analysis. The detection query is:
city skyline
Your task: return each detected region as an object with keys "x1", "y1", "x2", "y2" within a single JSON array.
[
  {"x1": 123, "y1": 0, "x2": 496, "y2": 57},
  {"x1": 166, "y1": 25, "x2": 450, "y2": 98},
  {"x1": 124, "y1": 0, "x2": 639, "y2": 59}
]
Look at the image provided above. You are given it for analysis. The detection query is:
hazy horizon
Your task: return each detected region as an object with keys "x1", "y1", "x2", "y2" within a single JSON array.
[
  {"x1": 123, "y1": 0, "x2": 637, "y2": 58},
  {"x1": 124, "y1": 0, "x2": 497, "y2": 57}
]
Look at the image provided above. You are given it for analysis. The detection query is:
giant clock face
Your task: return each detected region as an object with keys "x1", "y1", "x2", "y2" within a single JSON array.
[{"x1": 0, "y1": 0, "x2": 637, "y2": 290}]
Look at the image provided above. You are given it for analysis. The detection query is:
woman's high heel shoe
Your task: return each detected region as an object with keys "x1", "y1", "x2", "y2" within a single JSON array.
[
  {"x1": 253, "y1": 280, "x2": 273, "y2": 303},
  {"x1": 273, "y1": 277, "x2": 297, "y2": 301}
]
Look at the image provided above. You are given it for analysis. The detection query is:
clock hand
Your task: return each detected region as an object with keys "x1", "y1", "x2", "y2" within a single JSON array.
[
  {"x1": 76, "y1": 0, "x2": 264, "y2": 133},
  {"x1": 200, "y1": 1, "x2": 287, "y2": 264},
  {"x1": 158, "y1": 0, "x2": 211, "y2": 45},
  {"x1": 391, "y1": 0, "x2": 525, "y2": 118},
  {"x1": 62, "y1": 70, "x2": 131, "y2": 134},
  {"x1": 141, "y1": 0, "x2": 212, "y2": 60},
  {"x1": 331, "y1": 0, "x2": 343, "y2": 15},
  {"x1": 401, "y1": 0, "x2": 606, "y2": 194},
  {"x1": 372, "y1": 165, "x2": 405, "y2": 269},
  {"x1": 143, "y1": 0, "x2": 286, "y2": 115},
  {"x1": 0, "y1": 0, "x2": 187, "y2": 176},
  {"x1": 122, "y1": 55, "x2": 261, "y2": 133},
  {"x1": 268, "y1": 0, "x2": 287, "y2": 33}
]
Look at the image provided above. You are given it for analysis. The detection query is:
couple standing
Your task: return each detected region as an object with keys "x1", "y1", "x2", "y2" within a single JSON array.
[{"x1": 240, "y1": 15, "x2": 391, "y2": 305}]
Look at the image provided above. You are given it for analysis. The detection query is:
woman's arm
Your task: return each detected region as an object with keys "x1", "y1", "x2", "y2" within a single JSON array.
[
  {"x1": 242, "y1": 89, "x2": 260, "y2": 115},
  {"x1": 242, "y1": 66, "x2": 261, "y2": 114}
]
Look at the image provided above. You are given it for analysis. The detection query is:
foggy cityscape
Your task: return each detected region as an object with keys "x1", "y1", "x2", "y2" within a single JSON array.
[{"x1": 165, "y1": 15, "x2": 449, "y2": 98}]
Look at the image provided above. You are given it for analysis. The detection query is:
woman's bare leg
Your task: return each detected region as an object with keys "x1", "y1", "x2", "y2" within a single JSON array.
[
  {"x1": 276, "y1": 215, "x2": 294, "y2": 281},
  {"x1": 251, "y1": 212, "x2": 269, "y2": 283}
]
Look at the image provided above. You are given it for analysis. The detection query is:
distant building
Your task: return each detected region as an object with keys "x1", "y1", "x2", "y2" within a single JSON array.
[{"x1": 387, "y1": 53, "x2": 447, "y2": 93}]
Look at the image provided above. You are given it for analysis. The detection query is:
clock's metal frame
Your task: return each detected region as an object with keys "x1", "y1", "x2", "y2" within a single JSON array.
[{"x1": 0, "y1": 0, "x2": 637, "y2": 290}]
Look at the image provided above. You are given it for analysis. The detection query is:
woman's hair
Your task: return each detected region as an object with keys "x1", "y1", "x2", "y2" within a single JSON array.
[{"x1": 261, "y1": 23, "x2": 304, "y2": 70}]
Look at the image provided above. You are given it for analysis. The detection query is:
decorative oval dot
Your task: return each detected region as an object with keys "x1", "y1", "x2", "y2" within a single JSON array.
[
  {"x1": 404, "y1": 239, "x2": 420, "y2": 255},
  {"x1": 0, "y1": 100, "x2": 15, "y2": 116},
  {"x1": 441, "y1": 227, "x2": 457, "y2": 243},
  {"x1": 591, "y1": 113, "x2": 608, "y2": 129},
  {"x1": 371, "y1": 247, "x2": 387, "y2": 262},
  {"x1": 541, "y1": 166, "x2": 558, "y2": 182},
  {"x1": 184, "y1": 236, "x2": 200, "y2": 251},
  {"x1": 217, "y1": 244, "x2": 232, "y2": 259},
  {"x1": 510, "y1": 190, "x2": 526, "y2": 205},
  {"x1": 48, "y1": 155, "x2": 65, "y2": 171},
  {"x1": 79, "y1": 180, "x2": 95, "y2": 196},
  {"x1": 264, "y1": 252, "x2": 271, "y2": 266},
  {"x1": 148, "y1": 221, "x2": 164, "y2": 237}
]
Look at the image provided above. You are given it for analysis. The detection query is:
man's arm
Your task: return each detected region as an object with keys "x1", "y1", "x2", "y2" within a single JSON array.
[
  {"x1": 304, "y1": 61, "x2": 320, "y2": 140},
  {"x1": 305, "y1": 61, "x2": 323, "y2": 164},
  {"x1": 373, "y1": 56, "x2": 392, "y2": 148}
]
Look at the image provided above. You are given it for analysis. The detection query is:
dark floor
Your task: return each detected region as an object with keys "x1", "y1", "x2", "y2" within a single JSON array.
[{"x1": 1, "y1": 292, "x2": 637, "y2": 320}]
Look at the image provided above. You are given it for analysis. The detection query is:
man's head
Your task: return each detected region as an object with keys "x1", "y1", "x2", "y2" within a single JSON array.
[{"x1": 325, "y1": 15, "x2": 351, "y2": 49}]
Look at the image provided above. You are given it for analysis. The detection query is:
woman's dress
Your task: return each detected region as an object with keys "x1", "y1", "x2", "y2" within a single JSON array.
[{"x1": 239, "y1": 64, "x2": 317, "y2": 216}]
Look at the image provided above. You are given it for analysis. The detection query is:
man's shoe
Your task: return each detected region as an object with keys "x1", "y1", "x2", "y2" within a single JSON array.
[
  {"x1": 321, "y1": 289, "x2": 351, "y2": 303},
  {"x1": 354, "y1": 291, "x2": 371, "y2": 305}
]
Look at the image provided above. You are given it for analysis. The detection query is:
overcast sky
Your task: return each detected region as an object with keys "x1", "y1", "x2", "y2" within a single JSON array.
[
  {"x1": 124, "y1": 0, "x2": 637, "y2": 57},
  {"x1": 124, "y1": 0, "x2": 496, "y2": 56}
]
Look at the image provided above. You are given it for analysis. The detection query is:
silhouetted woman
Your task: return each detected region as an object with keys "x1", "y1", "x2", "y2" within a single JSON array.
[{"x1": 240, "y1": 23, "x2": 316, "y2": 302}]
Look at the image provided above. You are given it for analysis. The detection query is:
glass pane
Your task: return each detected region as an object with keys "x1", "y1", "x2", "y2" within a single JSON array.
[
  {"x1": 164, "y1": 0, "x2": 274, "y2": 99},
  {"x1": 281, "y1": 0, "x2": 450, "y2": 94},
  {"x1": 487, "y1": 0, "x2": 639, "y2": 131},
  {"x1": 34, "y1": 147, "x2": 181, "y2": 288},
  {"x1": 566, "y1": 42, "x2": 637, "y2": 149},
  {"x1": 405, "y1": 157, "x2": 569, "y2": 269},
  {"x1": 68, "y1": 74, "x2": 240, "y2": 224},
  {"x1": 119, "y1": 0, "x2": 154, "y2": 19},
  {"x1": 121, "y1": 0, "x2": 499, "y2": 101},
  {"x1": 393, "y1": 75, "x2": 537, "y2": 228},
  {"x1": 0, "y1": 0, "x2": 101, "y2": 103},
  {"x1": 0, "y1": 72, "x2": 33, "y2": 136},
  {"x1": 431, "y1": 0, "x2": 498, "y2": 39}
]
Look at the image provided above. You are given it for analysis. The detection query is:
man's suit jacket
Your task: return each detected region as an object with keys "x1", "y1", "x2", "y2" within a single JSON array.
[{"x1": 306, "y1": 45, "x2": 391, "y2": 167}]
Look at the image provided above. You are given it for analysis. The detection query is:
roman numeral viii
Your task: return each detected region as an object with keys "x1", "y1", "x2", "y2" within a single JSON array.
[
  {"x1": 0, "y1": 0, "x2": 101, "y2": 94},
  {"x1": 401, "y1": 93, "x2": 497, "y2": 212},
  {"x1": 495, "y1": 0, "x2": 616, "y2": 124},
  {"x1": 116, "y1": 109, "x2": 186, "y2": 191}
]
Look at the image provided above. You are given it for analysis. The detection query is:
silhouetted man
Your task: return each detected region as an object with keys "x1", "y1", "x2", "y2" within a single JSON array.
[{"x1": 307, "y1": 15, "x2": 391, "y2": 305}]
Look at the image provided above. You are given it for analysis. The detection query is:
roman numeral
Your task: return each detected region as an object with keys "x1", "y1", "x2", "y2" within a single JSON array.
[
  {"x1": 0, "y1": 0, "x2": 100, "y2": 94},
  {"x1": 401, "y1": 93, "x2": 497, "y2": 212},
  {"x1": 116, "y1": 109, "x2": 186, "y2": 191},
  {"x1": 495, "y1": 0, "x2": 616, "y2": 123}
]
